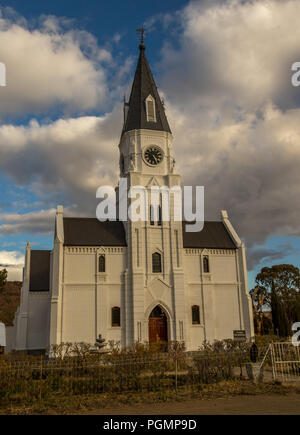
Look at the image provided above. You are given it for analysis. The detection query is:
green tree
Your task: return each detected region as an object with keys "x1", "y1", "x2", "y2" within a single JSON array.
[
  {"x1": 270, "y1": 280, "x2": 289, "y2": 337},
  {"x1": 0, "y1": 269, "x2": 7, "y2": 293},
  {"x1": 255, "y1": 264, "x2": 300, "y2": 337}
]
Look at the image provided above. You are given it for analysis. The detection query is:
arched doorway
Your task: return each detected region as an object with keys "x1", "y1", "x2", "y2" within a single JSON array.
[{"x1": 148, "y1": 305, "x2": 168, "y2": 344}]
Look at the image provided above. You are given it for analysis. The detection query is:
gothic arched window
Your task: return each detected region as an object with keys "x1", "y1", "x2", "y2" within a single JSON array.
[
  {"x1": 112, "y1": 307, "x2": 120, "y2": 327},
  {"x1": 152, "y1": 252, "x2": 162, "y2": 273},
  {"x1": 99, "y1": 255, "x2": 105, "y2": 273},
  {"x1": 192, "y1": 305, "x2": 200, "y2": 324},
  {"x1": 150, "y1": 205, "x2": 162, "y2": 226},
  {"x1": 158, "y1": 205, "x2": 162, "y2": 226},
  {"x1": 145, "y1": 95, "x2": 156, "y2": 122},
  {"x1": 150, "y1": 205, "x2": 155, "y2": 225},
  {"x1": 203, "y1": 256, "x2": 210, "y2": 273}
]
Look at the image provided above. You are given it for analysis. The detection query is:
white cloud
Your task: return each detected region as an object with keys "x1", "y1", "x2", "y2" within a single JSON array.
[
  {"x1": 0, "y1": 208, "x2": 57, "y2": 235},
  {"x1": 0, "y1": 110, "x2": 121, "y2": 217},
  {"x1": 168, "y1": 102, "x2": 300, "y2": 246},
  {"x1": 155, "y1": 0, "x2": 300, "y2": 262},
  {"x1": 0, "y1": 8, "x2": 112, "y2": 116},
  {"x1": 161, "y1": 0, "x2": 300, "y2": 111},
  {"x1": 0, "y1": 250, "x2": 24, "y2": 280}
]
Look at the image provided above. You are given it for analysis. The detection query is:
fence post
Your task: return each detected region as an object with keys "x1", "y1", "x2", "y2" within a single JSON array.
[
  {"x1": 239, "y1": 347, "x2": 243, "y2": 378},
  {"x1": 270, "y1": 343, "x2": 276, "y2": 381},
  {"x1": 175, "y1": 355, "x2": 178, "y2": 392},
  {"x1": 39, "y1": 354, "x2": 43, "y2": 401}
]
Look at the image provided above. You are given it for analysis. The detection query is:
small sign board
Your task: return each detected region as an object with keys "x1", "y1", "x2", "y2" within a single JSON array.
[
  {"x1": 0, "y1": 322, "x2": 6, "y2": 347},
  {"x1": 233, "y1": 330, "x2": 246, "y2": 342}
]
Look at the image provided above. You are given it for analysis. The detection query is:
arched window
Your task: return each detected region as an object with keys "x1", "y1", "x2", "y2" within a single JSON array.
[
  {"x1": 112, "y1": 307, "x2": 120, "y2": 327},
  {"x1": 152, "y1": 252, "x2": 162, "y2": 273},
  {"x1": 192, "y1": 305, "x2": 200, "y2": 324},
  {"x1": 158, "y1": 205, "x2": 162, "y2": 226},
  {"x1": 145, "y1": 95, "x2": 156, "y2": 122},
  {"x1": 149, "y1": 205, "x2": 162, "y2": 226},
  {"x1": 99, "y1": 255, "x2": 105, "y2": 272},
  {"x1": 203, "y1": 256, "x2": 210, "y2": 273},
  {"x1": 150, "y1": 205, "x2": 154, "y2": 225}
]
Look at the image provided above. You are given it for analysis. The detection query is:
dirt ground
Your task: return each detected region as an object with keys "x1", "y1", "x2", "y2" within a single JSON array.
[{"x1": 85, "y1": 393, "x2": 300, "y2": 415}]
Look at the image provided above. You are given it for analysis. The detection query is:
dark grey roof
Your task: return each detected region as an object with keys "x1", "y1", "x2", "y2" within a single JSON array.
[
  {"x1": 29, "y1": 250, "x2": 50, "y2": 292},
  {"x1": 63, "y1": 218, "x2": 127, "y2": 246},
  {"x1": 182, "y1": 221, "x2": 237, "y2": 249},
  {"x1": 123, "y1": 44, "x2": 171, "y2": 135},
  {"x1": 63, "y1": 218, "x2": 235, "y2": 249}
]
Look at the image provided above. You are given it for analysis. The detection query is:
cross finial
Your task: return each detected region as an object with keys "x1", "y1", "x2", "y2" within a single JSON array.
[{"x1": 136, "y1": 27, "x2": 145, "y2": 44}]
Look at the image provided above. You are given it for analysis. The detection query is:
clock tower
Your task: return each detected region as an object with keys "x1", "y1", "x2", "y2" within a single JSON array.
[{"x1": 118, "y1": 42, "x2": 186, "y2": 347}]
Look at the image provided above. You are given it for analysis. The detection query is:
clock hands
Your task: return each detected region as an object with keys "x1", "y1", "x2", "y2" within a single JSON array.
[{"x1": 144, "y1": 147, "x2": 163, "y2": 165}]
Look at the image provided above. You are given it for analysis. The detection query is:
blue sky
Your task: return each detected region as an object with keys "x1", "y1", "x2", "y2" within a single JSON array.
[
  {"x1": 4, "y1": 0, "x2": 186, "y2": 52},
  {"x1": 0, "y1": 0, "x2": 300, "y2": 288}
]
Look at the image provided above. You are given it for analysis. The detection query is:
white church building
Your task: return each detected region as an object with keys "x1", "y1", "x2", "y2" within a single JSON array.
[{"x1": 10, "y1": 41, "x2": 254, "y2": 353}]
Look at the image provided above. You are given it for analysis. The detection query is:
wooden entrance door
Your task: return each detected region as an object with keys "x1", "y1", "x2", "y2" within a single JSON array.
[{"x1": 149, "y1": 306, "x2": 168, "y2": 344}]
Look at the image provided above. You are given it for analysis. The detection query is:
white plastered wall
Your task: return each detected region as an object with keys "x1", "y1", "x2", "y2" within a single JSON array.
[{"x1": 60, "y1": 246, "x2": 126, "y2": 346}]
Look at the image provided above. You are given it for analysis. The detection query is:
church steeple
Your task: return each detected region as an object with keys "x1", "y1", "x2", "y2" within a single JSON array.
[{"x1": 123, "y1": 43, "x2": 171, "y2": 135}]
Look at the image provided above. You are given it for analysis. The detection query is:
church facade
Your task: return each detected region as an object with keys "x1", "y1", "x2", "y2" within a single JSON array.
[{"x1": 11, "y1": 42, "x2": 254, "y2": 353}]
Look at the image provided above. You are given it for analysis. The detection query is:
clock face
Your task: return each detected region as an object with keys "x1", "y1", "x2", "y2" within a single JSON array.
[{"x1": 144, "y1": 146, "x2": 164, "y2": 166}]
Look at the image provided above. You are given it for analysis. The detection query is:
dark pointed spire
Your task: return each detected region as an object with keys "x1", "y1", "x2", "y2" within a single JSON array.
[{"x1": 122, "y1": 43, "x2": 171, "y2": 135}]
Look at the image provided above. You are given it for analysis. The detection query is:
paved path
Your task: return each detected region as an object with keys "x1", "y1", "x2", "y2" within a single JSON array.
[{"x1": 88, "y1": 393, "x2": 300, "y2": 415}]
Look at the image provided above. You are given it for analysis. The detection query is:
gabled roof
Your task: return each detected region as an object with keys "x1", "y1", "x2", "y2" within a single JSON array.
[
  {"x1": 63, "y1": 218, "x2": 127, "y2": 247},
  {"x1": 29, "y1": 250, "x2": 51, "y2": 292},
  {"x1": 182, "y1": 221, "x2": 237, "y2": 249},
  {"x1": 62, "y1": 217, "x2": 235, "y2": 250},
  {"x1": 123, "y1": 43, "x2": 171, "y2": 135}
]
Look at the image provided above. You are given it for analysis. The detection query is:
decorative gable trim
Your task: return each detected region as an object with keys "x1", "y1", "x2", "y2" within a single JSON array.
[{"x1": 146, "y1": 176, "x2": 161, "y2": 188}]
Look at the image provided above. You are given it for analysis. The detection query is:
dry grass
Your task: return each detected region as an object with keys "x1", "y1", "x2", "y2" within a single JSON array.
[{"x1": 1, "y1": 379, "x2": 299, "y2": 415}]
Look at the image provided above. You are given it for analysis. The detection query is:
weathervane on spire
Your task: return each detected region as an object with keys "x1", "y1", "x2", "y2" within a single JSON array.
[{"x1": 136, "y1": 27, "x2": 146, "y2": 44}]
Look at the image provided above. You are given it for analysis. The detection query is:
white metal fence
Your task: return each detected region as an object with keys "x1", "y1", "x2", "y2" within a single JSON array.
[{"x1": 270, "y1": 342, "x2": 300, "y2": 383}]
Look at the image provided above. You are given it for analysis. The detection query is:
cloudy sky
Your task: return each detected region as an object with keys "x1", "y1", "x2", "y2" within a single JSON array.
[{"x1": 0, "y1": 0, "x2": 299, "y2": 288}]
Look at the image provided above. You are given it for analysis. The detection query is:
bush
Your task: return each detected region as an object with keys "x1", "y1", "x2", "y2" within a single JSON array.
[{"x1": 0, "y1": 340, "x2": 264, "y2": 405}]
